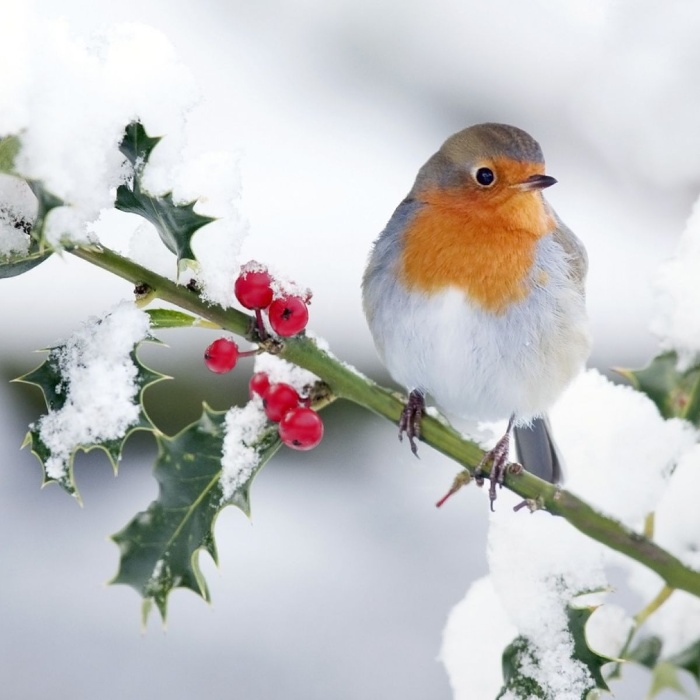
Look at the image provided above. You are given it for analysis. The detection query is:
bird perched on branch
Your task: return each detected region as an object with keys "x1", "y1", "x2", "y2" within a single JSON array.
[{"x1": 362, "y1": 123, "x2": 590, "y2": 506}]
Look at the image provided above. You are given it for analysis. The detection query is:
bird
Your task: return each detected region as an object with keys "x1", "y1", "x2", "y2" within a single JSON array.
[{"x1": 362, "y1": 123, "x2": 590, "y2": 507}]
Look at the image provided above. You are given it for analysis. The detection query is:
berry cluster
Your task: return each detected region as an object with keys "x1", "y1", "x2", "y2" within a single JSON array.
[
  {"x1": 234, "y1": 263, "x2": 310, "y2": 337},
  {"x1": 249, "y1": 372, "x2": 324, "y2": 450},
  {"x1": 202, "y1": 262, "x2": 323, "y2": 451}
]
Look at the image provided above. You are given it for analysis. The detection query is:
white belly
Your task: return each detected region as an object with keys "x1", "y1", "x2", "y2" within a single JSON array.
[{"x1": 365, "y1": 237, "x2": 590, "y2": 423}]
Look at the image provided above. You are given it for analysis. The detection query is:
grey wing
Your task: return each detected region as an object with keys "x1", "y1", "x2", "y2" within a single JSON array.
[
  {"x1": 551, "y1": 214, "x2": 588, "y2": 292},
  {"x1": 362, "y1": 197, "x2": 422, "y2": 327}
]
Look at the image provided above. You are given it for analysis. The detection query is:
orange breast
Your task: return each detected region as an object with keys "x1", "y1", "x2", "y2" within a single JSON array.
[{"x1": 399, "y1": 186, "x2": 555, "y2": 314}]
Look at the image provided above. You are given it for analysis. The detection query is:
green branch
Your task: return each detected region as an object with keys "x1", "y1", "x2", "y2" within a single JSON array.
[{"x1": 70, "y1": 243, "x2": 700, "y2": 599}]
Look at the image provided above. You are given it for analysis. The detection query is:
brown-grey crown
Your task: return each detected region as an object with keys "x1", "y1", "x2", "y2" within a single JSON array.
[{"x1": 441, "y1": 123, "x2": 545, "y2": 165}]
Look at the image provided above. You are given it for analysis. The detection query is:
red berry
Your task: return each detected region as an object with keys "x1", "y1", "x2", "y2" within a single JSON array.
[
  {"x1": 249, "y1": 371, "x2": 271, "y2": 399},
  {"x1": 268, "y1": 295, "x2": 309, "y2": 337},
  {"x1": 234, "y1": 266, "x2": 274, "y2": 310},
  {"x1": 204, "y1": 338, "x2": 239, "y2": 373},
  {"x1": 263, "y1": 382, "x2": 300, "y2": 422},
  {"x1": 279, "y1": 407, "x2": 324, "y2": 450}
]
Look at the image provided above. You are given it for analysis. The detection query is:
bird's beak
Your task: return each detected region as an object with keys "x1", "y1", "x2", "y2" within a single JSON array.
[{"x1": 515, "y1": 173, "x2": 557, "y2": 191}]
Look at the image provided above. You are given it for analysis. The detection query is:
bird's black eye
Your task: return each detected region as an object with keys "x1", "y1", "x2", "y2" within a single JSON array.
[{"x1": 475, "y1": 167, "x2": 495, "y2": 186}]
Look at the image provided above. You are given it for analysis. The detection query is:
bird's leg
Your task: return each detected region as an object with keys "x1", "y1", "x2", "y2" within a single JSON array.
[
  {"x1": 474, "y1": 414, "x2": 516, "y2": 510},
  {"x1": 399, "y1": 389, "x2": 425, "y2": 456}
]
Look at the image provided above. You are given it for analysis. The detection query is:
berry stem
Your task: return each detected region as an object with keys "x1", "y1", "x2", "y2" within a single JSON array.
[{"x1": 254, "y1": 309, "x2": 268, "y2": 340}]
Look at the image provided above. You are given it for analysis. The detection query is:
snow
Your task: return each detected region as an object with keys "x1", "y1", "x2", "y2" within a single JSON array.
[
  {"x1": 0, "y1": 8, "x2": 250, "y2": 293},
  {"x1": 0, "y1": 176, "x2": 36, "y2": 258},
  {"x1": 269, "y1": 275, "x2": 312, "y2": 302},
  {"x1": 183, "y1": 152, "x2": 248, "y2": 307},
  {"x1": 34, "y1": 302, "x2": 150, "y2": 482},
  {"x1": 651, "y1": 195, "x2": 700, "y2": 369},
  {"x1": 654, "y1": 445, "x2": 700, "y2": 570},
  {"x1": 0, "y1": 224, "x2": 30, "y2": 259},
  {"x1": 440, "y1": 576, "x2": 517, "y2": 699},
  {"x1": 584, "y1": 604, "x2": 633, "y2": 660},
  {"x1": 487, "y1": 492, "x2": 607, "y2": 700},
  {"x1": 127, "y1": 222, "x2": 178, "y2": 280},
  {"x1": 620, "y1": 445, "x2": 700, "y2": 657},
  {"x1": 441, "y1": 368, "x2": 699, "y2": 698},
  {"x1": 1, "y1": 20, "x2": 197, "y2": 245},
  {"x1": 237, "y1": 259, "x2": 312, "y2": 303},
  {"x1": 550, "y1": 369, "x2": 698, "y2": 528},
  {"x1": 220, "y1": 397, "x2": 269, "y2": 502},
  {"x1": 253, "y1": 352, "x2": 319, "y2": 394},
  {"x1": 305, "y1": 330, "x2": 372, "y2": 382},
  {"x1": 3, "y1": 1, "x2": 700, "y2": 697}
]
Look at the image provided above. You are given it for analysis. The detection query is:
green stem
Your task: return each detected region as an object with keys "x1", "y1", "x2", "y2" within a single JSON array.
[
  {"x1": 609, "y1": 583, "x2": 675, "y2": 680},
  {"x1": 70, "y1": 243, "x2": 700, "y2": 599},
  {"x1": 634, "y1": 585, "x2": 675, "y2": 627},
  {"x1": 643, "y1": 512, "x2": 655, "y2": 539}
]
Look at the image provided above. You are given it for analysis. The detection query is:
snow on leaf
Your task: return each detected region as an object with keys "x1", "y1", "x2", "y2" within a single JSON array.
[
  {"x1": 110, "y1": 404, "x2": 281, "y2": 622},
  {"x1": 568, "y1": 605, "x2": 612, "y2": 693},
  {"x1": 0, "y1": 175, "x2": 57, "y2": 273},
  {"x1": 115, "y1": 122, "x2": 215, "y2": 269},
  {"x1": 497, "y1": 605, "x2": 611, "y2": 700},
  {"x1": 118, "y1": 122, "x2": 162, "y2": 175},
  {"x1": 15, "y1": 305, "x2": 164, "y2": 499},
  {"x1": 616, "y1": 351, "x2": 700, "y2": 426},
  {"x1": 27, "y1": 179, "x2": 64, "y2": 251},
  {"x1": 498, "y1": 636, "x2": 547, "y2": 699},
  {"x1": 0, "y1": 238, "x2": 53, "y2": 278}
]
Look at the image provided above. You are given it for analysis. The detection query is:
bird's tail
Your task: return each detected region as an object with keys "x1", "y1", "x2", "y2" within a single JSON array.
[{"x1": 513, "y1": 415, "x2": 562, "y2": 484}]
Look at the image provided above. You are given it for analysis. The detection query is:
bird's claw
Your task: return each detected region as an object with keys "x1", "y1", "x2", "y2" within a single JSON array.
[
  {"x1": 474, "y1": 416, "x2": 515, "y2": 511},
  {"x1": 399, "y1": 390, "x2": 425, "y2": 456}
]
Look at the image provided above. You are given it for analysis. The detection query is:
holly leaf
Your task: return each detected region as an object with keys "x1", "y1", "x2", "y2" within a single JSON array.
[
  {"x1": 647, "y1": 661, "x2": 691, "y2": 699},
  {"x1": 145, "y1": 308, "x2": 218, "y2": 329},
  {"x1": 0, "y1": 237, "x2": 53, "y2": 278},
  {"x1": 115, "y1": 188, "x2": 214, "y2": 267},
  {"x1": 667, "y1": 639, "x2": 700, "y2": 685},
  {"x1": 115, "y1": 122, "x2": 215, "y2": 269},
  {"x1": 498, "y1": 605, "x2": 611, "y2": 699},
  {"x1": 25, "y1": 179, "x2": 64, "y2": 248},
  {"x1": 498, "y1": 636, "x2": 547, "y2": 699},
  {"x1": 627, "y1": 635, "x2": 663, "y2": 669},
  {"x1": 118, "y1": 122, "x2": 161, "y2": 173},
  {"x1": 569, "y1": 605, "x2": 612, "y2": 692},
  {"x1": 616, "y1": 352, "x2": 700, "y2": 425},
  {"x1": 0, "y1": 173, "x2": 60, "y2": 272},
  {"x1": 110, "y1": 404, "x2": 281, "y2": 623},
  {"x1": 16, "y1": 340, "x2": 167, "y2": 499}
]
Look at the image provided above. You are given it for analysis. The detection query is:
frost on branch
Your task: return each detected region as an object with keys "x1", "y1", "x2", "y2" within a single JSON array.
[{"x1": 18, "y1": 303, "x2": 162, "y2": 498}]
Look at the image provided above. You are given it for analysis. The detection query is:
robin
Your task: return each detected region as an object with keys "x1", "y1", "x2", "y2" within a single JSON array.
[{"x1": 362, "y1": 123, "x2": 590, "y2": 506}]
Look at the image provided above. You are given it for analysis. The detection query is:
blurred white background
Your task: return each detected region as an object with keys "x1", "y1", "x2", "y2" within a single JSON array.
[{"x1": 1, "y1": 0, "x2": 698, "y2": 697}]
